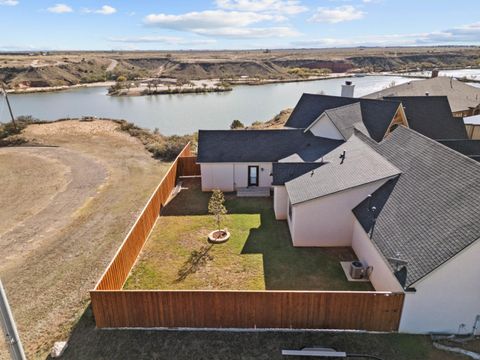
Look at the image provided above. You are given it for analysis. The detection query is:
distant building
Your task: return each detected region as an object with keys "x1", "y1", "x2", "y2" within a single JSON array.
[{"x1": 364, "y1": 76, "x2": 480, "y2": 118}]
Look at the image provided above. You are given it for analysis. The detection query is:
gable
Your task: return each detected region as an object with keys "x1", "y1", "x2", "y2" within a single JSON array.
[{"x1": 308, "y1": 113, "x2": 344, "y2": 140}]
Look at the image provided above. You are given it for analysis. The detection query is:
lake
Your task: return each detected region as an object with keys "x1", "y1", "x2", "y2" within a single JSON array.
[{"x1": 7, "y1": 75, "x2": 415, "y2": 135}]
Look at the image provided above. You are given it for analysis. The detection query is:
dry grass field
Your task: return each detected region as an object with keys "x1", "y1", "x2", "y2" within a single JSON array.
[{"x1": 0, "y1": 120, "x2": 170, "y2": 359}]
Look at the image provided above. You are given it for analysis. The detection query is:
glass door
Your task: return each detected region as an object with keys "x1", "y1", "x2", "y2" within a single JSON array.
[{"x1": 248, "y1": 166, "x2": 259, "y2": 187}]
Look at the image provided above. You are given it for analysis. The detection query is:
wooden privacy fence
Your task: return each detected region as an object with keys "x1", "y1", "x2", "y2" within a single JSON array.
[
  {"x1": 95, "y1": 142, "x2": 200, "y2": 291},
  {"x1": 177, "y1": 156, "x2": 201, "y2": 177},
  {"x1": 91, "y1": 141, "x2": 404, "y2": 331},
  {"x1": 91, "y1": 290, "x2": 404, "y2": 331}
]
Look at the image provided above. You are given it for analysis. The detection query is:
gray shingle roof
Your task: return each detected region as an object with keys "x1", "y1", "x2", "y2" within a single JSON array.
[
  {"x1": 197, "y1": 129, "x2": 343, "y2": 163},
  {"x1": 363, "y1": 76, "x2": 480, "y2": 113},
  {"x1": 285, "y1": 94, "x2": 400, "y2": 142},
  {"x1": 439, "y1": 140, "x2": 480, "y2": 162},
  {"x1": 353, "y1": 126, "x2": 480, "y2": 288},
  {"x1": 322, "y1": 103, "x2": 367, "y2": 140},
  {"x1": 272, "y1": 162, "x2": 324, "y2": 186},
  {"x1": 386, "y1": 96, "x2": 468, "y2": 140},
  {"x1": 285, "y1": 135, "x2": 401, "y2": 205}
]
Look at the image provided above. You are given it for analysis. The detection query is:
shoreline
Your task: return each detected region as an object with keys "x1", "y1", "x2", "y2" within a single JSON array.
[
  {"x1": 7, "y1": 81, "x2": 115, "y2": 95},
  {"x1": 6, "y1": 66, "x2": 478, "y2": 96}
]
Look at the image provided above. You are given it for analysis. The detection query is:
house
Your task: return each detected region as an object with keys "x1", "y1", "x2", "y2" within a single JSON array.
[
  {"x1": 352, "y1": 127, "x2": 480, "y2": 334},
  {"x1": 196, "y1": 92, "x2": 480, "y2": 335},
  {"x1": 364, "y1": 76, "x2": 480, "y2": 118},
  {"x1": 464, "y1": 114, "x2": 480, "y2": 139}
]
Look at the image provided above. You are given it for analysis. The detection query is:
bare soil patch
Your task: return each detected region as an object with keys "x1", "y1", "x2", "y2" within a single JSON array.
[{"x1": 0, "y1": 120, "x2": 170, "y2": 359}]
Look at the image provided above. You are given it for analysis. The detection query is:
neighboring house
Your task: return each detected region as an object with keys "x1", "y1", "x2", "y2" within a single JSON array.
[
  {"x1": 364, "y1": 76, "x2": 480, "y2": 118},
  {"x1": 464, "y1": 114, "x2": 480, "y2": 139},
  {"x1": 196, "y1": 91, "x2": 480, "y2": 334}
]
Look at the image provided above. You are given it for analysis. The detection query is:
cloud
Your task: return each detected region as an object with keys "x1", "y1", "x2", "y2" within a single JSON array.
[
  {"x1": 309, "y1": 5, "x2": 365, "y2": 23},
  {"x1": 47, "y1": 3, "x2": 73, "y2": 13},
  {"x1": 0, "y1": 0, "x2": 19, "y2": 6},
  {"x1": 83, "y1": 5, "x2": 116, "y2": 15},
  {"x1": 291, "y1": 22, "x2": 480, "y2": 48},
  {"x1": 144, "y1": 10, "x2": 283, "y2": 30},
  {"x1": 215, "y1": 0, "x2": 307, "y2": 15},
  {"x1": 143, "y1": 9, "x2": 300, "y2": 39},
  {"x1": 109, "y1": 36, "x2": 216, "y2": 46},
  {"x1": 193, "y1": 26, "x2": 299, "y2": 38}
]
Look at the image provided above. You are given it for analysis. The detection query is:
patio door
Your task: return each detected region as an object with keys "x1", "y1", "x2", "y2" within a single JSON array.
[{"x1": 248, "y1": 166, "x2": 259, "y2": 187}]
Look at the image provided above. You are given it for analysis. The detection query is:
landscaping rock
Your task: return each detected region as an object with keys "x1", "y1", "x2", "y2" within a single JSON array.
[{"x1": 50, "y1": 341, "x2": 68, "y2": 358}]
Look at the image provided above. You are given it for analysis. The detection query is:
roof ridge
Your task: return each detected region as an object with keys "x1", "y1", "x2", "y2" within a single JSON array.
[{"x1": 324, "y1": 102, "x2": 361, "y2": 113}]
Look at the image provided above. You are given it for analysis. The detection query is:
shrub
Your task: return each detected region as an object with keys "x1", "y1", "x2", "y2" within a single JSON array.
[{"x1": 230, "y1": 119, "x2": 245, "y2": 129}]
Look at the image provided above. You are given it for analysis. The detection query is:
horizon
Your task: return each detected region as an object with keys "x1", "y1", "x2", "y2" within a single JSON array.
[
  {"x1": 1, "y1": 0, "x2": 480, "y2": 51},
  {"x1": 2, "y1": 44, "x2": 480, "y2": 53}
]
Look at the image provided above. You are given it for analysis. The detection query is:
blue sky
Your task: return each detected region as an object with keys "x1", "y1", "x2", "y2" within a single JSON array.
[{"x1": 1, "y1": 0, "x2": 480, "y2": 50}]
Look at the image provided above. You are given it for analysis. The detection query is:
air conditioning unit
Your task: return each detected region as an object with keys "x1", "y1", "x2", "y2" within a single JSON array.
[{"x1": 350, "y1": 261, "x2": 367, "y2": 279}]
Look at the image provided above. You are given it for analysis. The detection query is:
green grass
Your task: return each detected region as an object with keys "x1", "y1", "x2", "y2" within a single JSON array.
[{"x1": 124, "y1": 179, "x2": 373, "y2": 291}]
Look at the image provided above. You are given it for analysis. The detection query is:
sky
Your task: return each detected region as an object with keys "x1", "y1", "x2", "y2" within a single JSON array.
[{"x1": 1, "y1": 0, "x2": 480, "y2": 51}]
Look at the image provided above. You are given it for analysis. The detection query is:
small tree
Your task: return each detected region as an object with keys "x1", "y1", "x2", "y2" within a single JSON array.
[
  {"x1": 208, "y1": 190, "x2": 227, "y2": 231},
  {"x1": 230, "y1": 119, "x2": 245, "y2": 129}
]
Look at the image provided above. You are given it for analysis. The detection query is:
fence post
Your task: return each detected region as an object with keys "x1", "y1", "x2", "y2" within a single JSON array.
[{"x1": 0, "y1": 279, "x2": 26, "y2": 360}]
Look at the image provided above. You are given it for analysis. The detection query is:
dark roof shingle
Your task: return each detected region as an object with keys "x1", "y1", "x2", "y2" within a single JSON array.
[
  {"x1": 197, "y1": 129, "x2": 343, "y2": 163},
  {"x1": 272, "y1": 162, "x2": 324, "y2": 185},
  {"x1": 285, "y1": 94, "x2": 400, "y2": 142},
  {"x1": 386, "y1": 96, "x2": 468, "y2": 140},
  {"x1": 354, "y1": 126, "x2": 480, "y2": 287}
]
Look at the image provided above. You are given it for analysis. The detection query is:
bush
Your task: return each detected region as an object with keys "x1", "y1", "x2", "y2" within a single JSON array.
[
  {"x1": 149, "y1": 135, "x2": 192, "y2": 161},
  {"x1": 116, "y1": 120, "x2": 195, "y2": 161},
  {"x1": 230, "y1": 119, "x2": 245, "y2": 129}
]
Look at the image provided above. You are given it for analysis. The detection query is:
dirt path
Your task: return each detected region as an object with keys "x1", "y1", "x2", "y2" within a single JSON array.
[
  {"x1": 106, "y1": 59, "x2": 118, "y2": 72},
  {"x1": 0, "y1": 120, "x2": 170, "y2": 359}
]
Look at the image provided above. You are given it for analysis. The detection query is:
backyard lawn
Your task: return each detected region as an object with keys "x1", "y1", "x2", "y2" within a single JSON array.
[{"x1": 124, "y1": 179, "x2": 373, "y2": 291}]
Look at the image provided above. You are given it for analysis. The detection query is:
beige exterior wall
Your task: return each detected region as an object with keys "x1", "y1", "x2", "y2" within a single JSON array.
[
  {"x1": 351, "y1": 220, "x2": 403, "y2": 292},
  {"x1": 288, "y1": 179, "x2": 389, "y2": 247},
  {"x1": 200, "y1": 163, "x2": 273, "y2": 192},
  {"x1": 309, "y1": 114, "x2": 344, "y2": 140},
  {"x1": 273, "y1": 186, "x2": 288, "y2": 220},
  {"x1": 399, "y1": 239, "x2": 480, "y2": 334}
]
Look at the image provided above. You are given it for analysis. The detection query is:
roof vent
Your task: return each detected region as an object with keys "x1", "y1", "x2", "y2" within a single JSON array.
[
  {"x1": 339, "y1": 150, "x2": 346, "y2": 164},
  {"x1": 425, "y1": 92, "x2": 429, "y2": 96}
]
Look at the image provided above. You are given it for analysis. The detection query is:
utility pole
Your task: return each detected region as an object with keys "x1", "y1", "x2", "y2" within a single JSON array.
[
  {"x1": 0, "y1": 279, "x2": 26, "y2": 360},
  {"x1": 0, "y1": 82, "x2": 16, "y2": 130}
]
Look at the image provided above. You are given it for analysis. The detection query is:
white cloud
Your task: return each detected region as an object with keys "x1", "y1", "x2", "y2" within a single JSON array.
[
  {"x1": 215, "y1": 0, "x2": 307, "y2": 15},
  {"x1": 291, "y1": 22, "x2": 480, "y2": 48},
  {"x1": 194, "y1": 26, "x2": 300, "y2": 38},
  {"x1": 47, "y1": 3, "x2": 73, "y2": 13},
  {"x1": 109, "y1": 36, "x2": 216, "y2": 46},
  {"x1": 0, "y1": 0, "x2": 19, "y2": 6},
  {"x1": 309, "y1": 5, "x2": 365, "y2": 23},
  {"x1": 144, "y1": 10, "x2": 283, "y2": 29},
  {"x1": 83, "y1": 5, "x2": 116, "y2": 15}
]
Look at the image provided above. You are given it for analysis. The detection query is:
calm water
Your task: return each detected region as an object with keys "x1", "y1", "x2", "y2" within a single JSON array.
[
  {"x1": 405, "y1": 68, "x2": 480, "y2": 80},
  {"x1": 7, "y1": 75, "x2": 415, "y2": 135}
]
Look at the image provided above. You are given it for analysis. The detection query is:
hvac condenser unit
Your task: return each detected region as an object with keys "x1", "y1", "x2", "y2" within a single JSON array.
[{"x1": 349, "y1": 261, "x2": 366, "y2": 279}]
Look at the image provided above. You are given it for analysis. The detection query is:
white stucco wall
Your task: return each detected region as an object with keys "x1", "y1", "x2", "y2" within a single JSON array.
[
  {"x1": 309, "y1": 114, "x2": 344, "y2": 140},
  {"x1": 200, "y1": 163, "x2": 272, "y2": 191},
  {"x1": 351, "y1": 219, "x2": 404, "y2": 292},
  {"x1": 273, "y1": 186, "x2": 288, "y2": 220},
  {"x1": 288, "y1": 179, "x2": 389, "y2": 247},
  {"x1": 399, "y1": 239, "x2": 480, "y2": 334}
]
